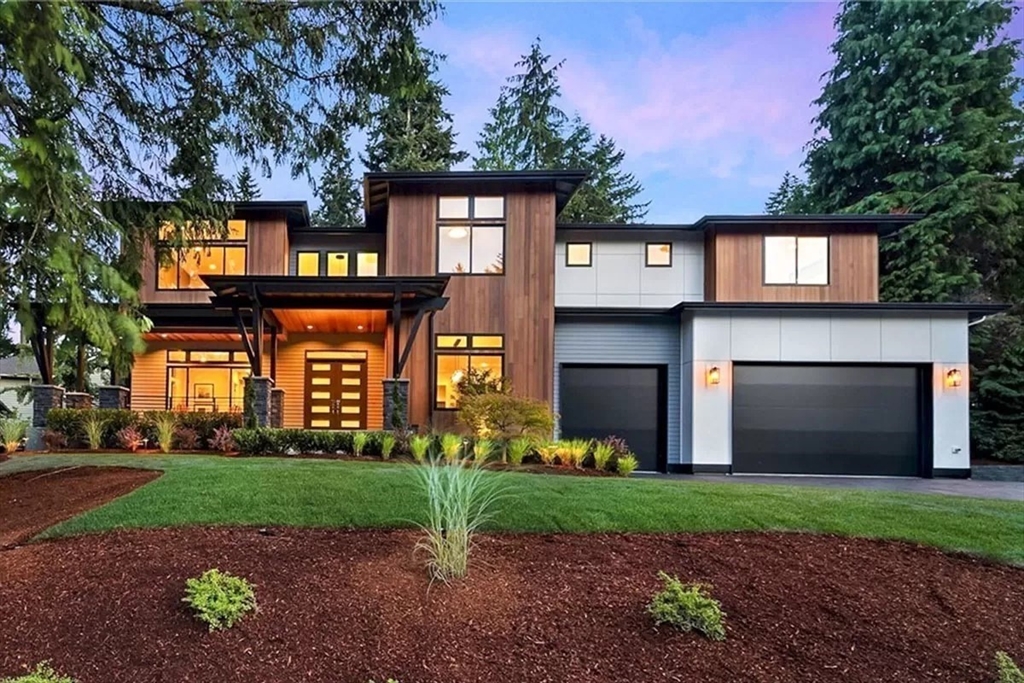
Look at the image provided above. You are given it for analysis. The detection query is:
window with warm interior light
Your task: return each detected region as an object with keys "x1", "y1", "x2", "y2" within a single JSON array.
[
  {"x1": 297, "y1": 252, "x2": 320, "y2": 276},
  {"x1": 434, "y1": 334, "x2": 505, "y2": 409},
  {"x1": 356, "y1": 252, "x2": 379, "y2": 276},
  {"x1": 645, "y1": 243, "x2": 672, "y2": 267},
  {"x1": 764, "y1": 235, "x2": 829, "y2": 285},
  {"x1": 156, "y1": 220, "x2": 247, "y2": 289},
  {"x1": 165, "y1": 349, "x2": 249, "y2": 413},
  {"x1": 566, "y1": 243, "x2": 592, "y2": 267},
  {"x1": 437, "y1": 196, "x2": 505, "y2": 274},
  {"x1": 326, "y1": 252, "x2": 350, "y2": 277}
]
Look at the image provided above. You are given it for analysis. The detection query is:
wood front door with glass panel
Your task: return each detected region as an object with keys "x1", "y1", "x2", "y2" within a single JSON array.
[{"x1": 304, "y1": 357, "x2": 367, "y2": 429}]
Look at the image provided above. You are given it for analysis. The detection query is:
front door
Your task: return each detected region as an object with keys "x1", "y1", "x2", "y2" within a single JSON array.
[{"x1": 305, "y1": 359, "x2": 368, "y2": 429}]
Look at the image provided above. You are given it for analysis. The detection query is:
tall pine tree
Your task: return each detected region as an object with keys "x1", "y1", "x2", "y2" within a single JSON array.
[
  {"x1": 474, "y1": 40, "x2": 647, "y2": 222},
  {"x1": 312, "y1": 136, "x2": 363, "y2": 226},
  {"x1": 363, "y1": 50, "x2": 467, "y2": 172},
  {"x1": 236, "y1": 166, "x2": 260, "y2": 201},
  {"x1": 764, "y1": 171, "x2": 816, "y2": 215}
]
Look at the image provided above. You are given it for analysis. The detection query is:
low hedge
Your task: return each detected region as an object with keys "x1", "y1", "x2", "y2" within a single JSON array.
[
  {"x1": 45, "y1": 408, "x2": 241, "y2": 450},
  {"x1": 233, "y1": 428, "x2": 390, "y2": 457}
]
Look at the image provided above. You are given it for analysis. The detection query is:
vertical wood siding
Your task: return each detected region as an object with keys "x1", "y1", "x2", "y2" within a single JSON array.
[{"x1": 553, "y1": 318, "x2": 681, "y2": 464}]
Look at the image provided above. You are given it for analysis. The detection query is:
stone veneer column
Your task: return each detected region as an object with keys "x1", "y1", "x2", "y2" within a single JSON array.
[
  {"x1": 64, "y1": 392, "x2": 93, "y2": 410},
  {"x1": 244, "y1": 376, "x2": 274, "y2": 428},
  {"x1": 270, "y1": 388, "x2": 285, "y2": 428},
  {"x1": 382, "y1": 378, "x2": 410, "y2": 431},
  {"x1": 98, "y1": 386, "x2": 131, "y2": 410},
  {"x1": 27, "y1": 385, "x2": 65, "y2": 450}
]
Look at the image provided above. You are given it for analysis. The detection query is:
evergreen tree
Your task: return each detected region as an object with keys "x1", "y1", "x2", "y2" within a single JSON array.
[
  {"x1": 970, "y1": 315, "x2": 1024, "y2": 463},
  {"x1": 363, "y1": 50, "x2": 467, "y2": 172},
  {"x1": 803, "y1": 0, "x2": 1024, "y2": 303},
  {"x1": 0, "y1": 1, "x2": 435, "y2": 365},
  {"x1": 474, "y1": 39, "x2": 647, "y2": 222},
  {"x1": 236, "y1": 166, "x2": 260, "y2": 201},
  {"x1": 312, "y1": 137, "x2": 363, "y2": 226},
  {"x1": 765, "y1": 171, "x2": 816, "y2": 215}
]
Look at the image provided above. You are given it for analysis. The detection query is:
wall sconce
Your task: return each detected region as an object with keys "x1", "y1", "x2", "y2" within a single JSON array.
[
  {"x1": 945, "y1": 368, "x2": 962, "y2": 388},
  {"x1": 707, "y1": 365, "x2": 721, "y2": 386}
]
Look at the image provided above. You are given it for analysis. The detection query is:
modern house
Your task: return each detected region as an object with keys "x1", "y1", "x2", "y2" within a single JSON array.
[
  {"x1": 128, "y1": 170, "x2": 1005, "y2": 477},
  {"x1": 0, "y1": 356, "x2": 39, "y2": 421}
]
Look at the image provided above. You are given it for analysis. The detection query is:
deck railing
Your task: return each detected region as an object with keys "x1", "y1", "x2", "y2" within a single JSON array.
[{"x1": 129, "y1": 394, "x2": 244, "y2": 414}]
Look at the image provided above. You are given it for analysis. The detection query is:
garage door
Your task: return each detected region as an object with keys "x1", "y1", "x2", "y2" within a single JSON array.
[
  {"x1": 560, "y1": 365, "x2": 666, "y2": 472},
  {"x1": 733, "y1": 365, "x2": 923, "y2": 476}
]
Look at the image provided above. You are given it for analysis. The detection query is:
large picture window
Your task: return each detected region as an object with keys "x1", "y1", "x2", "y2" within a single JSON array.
[
  {"x1": 764, "y1": 235, "x2": 829, "y2": 285},
  {"x1": 434, "y1": 334, "x2": 505, "y2": 409},
  {"x1": 165, "y1": 349, "x2": 249, "y2": 413},
  {"x1": 437, "y1": 196, "x2": 504, "y2": 274},
  {"x1": 157, "y1": 220, "x2": 247, "y2": 290}
]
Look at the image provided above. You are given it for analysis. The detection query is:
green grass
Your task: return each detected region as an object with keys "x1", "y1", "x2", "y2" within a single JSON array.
[{"x1": 3, "y1": 454, "x2": 1023, "y2": 564}]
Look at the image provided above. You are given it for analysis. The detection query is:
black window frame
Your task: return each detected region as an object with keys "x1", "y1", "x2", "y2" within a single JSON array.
[
  {"x1": 762, "y1": 235, "x2": 831, "y2": 286},
  {"x1": 155, "y1": 222, "x2": 249, "y2": 291},
  {"x1": 164, "y1": 349, "x2": 250, "y2": 412},
  {"x1": 295, "y1": 250, "x2": 321, "y2": 276},
  {"x1": 432, "y1": 333, "x2": 506, "y2": 411},
  {"x1": 436, "y1": 196, "x2": 507, "y2": 276},
  {"x1": 644, "y1": 242, "x2": 673, "y2": 268},
  {"x1": 565, "y1": 242, "x2": 593, "y2": 267}
]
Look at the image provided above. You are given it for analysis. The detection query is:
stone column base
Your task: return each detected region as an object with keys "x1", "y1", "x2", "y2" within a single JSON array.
[
  {"x1": 98, "y1": 386, "x2": 131, "y2": 410},
  {"x1": 28, "y1": 385, "x2": 65, "y2": 450},
  {"x1": 64, "y1": 392, "x2": 93, "y2": 409},
  {"x1": 382, "y1": 378, "x2": 410, "y2": 431},
  {"x1": 270, "y1": 388, "x2": 285, "y2": 428},
  {"x1": 244, "y1": 376, "x2": 274, "y2": 428}
]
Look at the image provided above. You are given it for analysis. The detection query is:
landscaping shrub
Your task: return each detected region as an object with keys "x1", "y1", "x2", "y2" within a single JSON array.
[
  {"x1": 454, "y1": 365, "x2": 511, "y2": 398},
  {"x1": 603, "y1": 435, "x2": 630, "y2": 459},
  {"x1": 997, "y1": 652, "x2": 1024, "y2": 683},
  {"x1": 472, "y1": 437, "x2": 495, "y2": 463},
  {"x1": 506, "y1": 437, "x2": 531, "y2": 466},
  {"x1": 174, "y1": 411, "x2": 243, "y2": 444},
  {"x1": 617, "y1": 454, "x2": 639, "y2": 477},
  {"x1": 42, "y1": 429, "x2": 67, "y2": 451},
  {"x1": 209, "y1": 425, "x2": 237, "y2": 453},
  {"x1": 536, "y1": 442, "x2": 559, "y2": 466},
  {"x1": 44, "y1": 409, "x2": 240, "y2": 451},
  {"x1": 457, "y1": 393, "x2": 554, "y2": 441},
  {"x1": 44, "y1": 408, "x2": 86, "y2": 447},
  {"x1": 562, "y1": 438, "x2": 591, "y2": 468},
  {"x1": 647, "y1": 571, "x2": 726, "y2": 641},
  {"x1": 415, "y1": 458, "x2": 504, "y2": 583},
  {"x1": 153, "y1": 412, "x2": 176, "y2": 453},
  {"x1": 0, "y1": 662, "x2": 77, "y2": 683},
  {"x1": 592, "y1": 441, "x2": 614, "y2": 471},
  {"x1": 352, "y1": 431, "x2": 369, "y2": 457},
  {"x1": 380, "y1": 432, "x2": 397, "y2": 460},
  {"x1": 81, "y1": 412, "x2": 108, "y2": 450},
  {"x1": 409, "y1": 434, "x2": 431, "y2": 463},
  {"x1": 1, "y1": 417, "x2": 28, "y2": 453},
  {"x1": 439, "y1": 433, "x2": 462, "y2": 463},
  {"x1": 182, "y1": 568, "x2": 257, "y2": 632},
  {"x1": 173, "y1": 426, "x2": 201, "y2": 451},
  {"x1": 117, "y1": 426, "x2": 145, "y2": 452},
  {"x1": 232, "y1": 428, "x2": 277, "y2": 456},
  {"x1": 100, "y1": 410, "x2": 142, "y2": 448}
]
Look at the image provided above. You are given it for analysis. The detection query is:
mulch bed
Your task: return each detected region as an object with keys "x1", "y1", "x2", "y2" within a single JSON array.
[
  {"x1": 0, "y1": 467, "x2": 160, "y2": 548},
  {"x1": 1, "y1": 529, "x2": 1021, "y2": 683}
]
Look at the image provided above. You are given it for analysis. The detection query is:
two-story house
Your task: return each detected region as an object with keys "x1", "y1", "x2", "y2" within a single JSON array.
[{"x1": 130, "y1": 170, "x2": 1005, "y2": 477}]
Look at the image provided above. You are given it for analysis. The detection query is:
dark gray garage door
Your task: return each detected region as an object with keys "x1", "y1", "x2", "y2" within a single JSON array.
[
  {"x1": 733, "y1": 365, "x2": 923, "y2": 476},
  {"x1": 560, "y1": 365, "x2": 666, "y2": 472}
]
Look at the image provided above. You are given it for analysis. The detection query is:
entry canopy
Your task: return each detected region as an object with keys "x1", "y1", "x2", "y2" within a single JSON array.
[{"x1": 200, "y1": 275, "x2": 450, "y2": 311}]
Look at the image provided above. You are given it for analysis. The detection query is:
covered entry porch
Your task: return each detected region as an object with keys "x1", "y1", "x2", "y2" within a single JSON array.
[{"x1": 181, "y1": 275, "x2": 449, "y2": 429}]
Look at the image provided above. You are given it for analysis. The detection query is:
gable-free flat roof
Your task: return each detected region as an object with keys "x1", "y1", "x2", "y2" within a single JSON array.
[
  {"x1": 557, "y1": 213, "x2": 924, "y2": 236},
  {"x1": 671, "y1": 300, "x2": 1009, "y2": 322}
]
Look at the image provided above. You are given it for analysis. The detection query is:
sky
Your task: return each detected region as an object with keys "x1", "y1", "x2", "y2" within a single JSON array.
[{"x1": 237, "y1": 1, "x2": 1023, "y2": 224}]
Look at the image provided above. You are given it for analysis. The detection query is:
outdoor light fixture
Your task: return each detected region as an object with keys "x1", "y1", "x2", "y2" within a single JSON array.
[
  {"x1": 945, "y1": 368, "x2": 962, "y2": 388},
  {"x1": 707, "y1": 365, "x2": 721, "y2": 386},
  {"x1": 356, "y1": 324, "x2": 364, "y2": 331},
  {"x1": 306, "y1": 324, "x2": 314, "y2": 331}
]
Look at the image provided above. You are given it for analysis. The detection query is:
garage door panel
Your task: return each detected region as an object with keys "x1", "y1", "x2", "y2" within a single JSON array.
[{"x1": 733, "y1": 364, "x2": 922, "y2": 476}]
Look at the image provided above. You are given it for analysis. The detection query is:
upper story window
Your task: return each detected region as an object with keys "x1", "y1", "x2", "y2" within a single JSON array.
[
  {"x1": 157, "y1": 220, "x2": 247, "y2": 290},
  {"x1": 437, "y1": 196, "x2": 504, "y2": 274},
  {"x1": 645, "y1": 243, "x2": 672, "y2": 267},
  {"x1": 764, "y1": 236, "x2": 829, "y2": 285},
  {"x1": 297, "y1": 252, "x2": 320, "y2": 276},
  {"x1": 566, "y1": 243, "x2": 592, "y2": 267},
  {"x1": 296, "y1": 251, "x2": 378, "y2": 277}
]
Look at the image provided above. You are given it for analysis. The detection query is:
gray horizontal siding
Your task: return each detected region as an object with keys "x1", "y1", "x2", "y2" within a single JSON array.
[{"x1": 554, "y1": 318, "x2": 681, "y2": 464}]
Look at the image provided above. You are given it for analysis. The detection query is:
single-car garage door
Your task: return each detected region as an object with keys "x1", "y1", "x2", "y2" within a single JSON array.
[
  {"x1": 560, "y1": 365, "x2": 667, "y2": 472},
  {"x1": 733, "y1": 364, "x2": 925, "y2": 476}
]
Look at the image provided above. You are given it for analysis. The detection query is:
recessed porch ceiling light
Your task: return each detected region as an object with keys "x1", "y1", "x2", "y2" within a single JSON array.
[
  {"x1": 306, "y1": 324, "x2": 314, "y2": 330},
  {"x1": 357, "y1": 324, "x2": 364, "y2": 331}
]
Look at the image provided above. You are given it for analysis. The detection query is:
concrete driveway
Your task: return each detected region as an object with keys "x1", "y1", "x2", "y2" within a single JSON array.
[{"x1": 681, "y1": 474, "x2": 1024, "y2": 502}]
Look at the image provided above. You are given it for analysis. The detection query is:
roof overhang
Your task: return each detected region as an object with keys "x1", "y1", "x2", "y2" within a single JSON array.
[
  {"x1": 671, "y1": 301, "x2": 1010, "y2": 322},
  {"x1": 692, "y1": 214, "x2": 924, "y2": 237},
  {"x1": 231, "y1": 201, "x2": 310, "y2": 229},
  {"x1": 201, "y1": 275, "x2": 451, "y2": 312},
  {"x1": 364, "y1": 170, "x2": 589, "y2": 227}
]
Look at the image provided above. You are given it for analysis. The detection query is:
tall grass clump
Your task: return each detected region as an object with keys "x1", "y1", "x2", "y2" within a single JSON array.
[
  {"x1": 414, "y1": 458, "x2": 505, "y2": 583},
  {"x1": 1, "y1": 418, "x2": 28, "y2": 454},
  {"x1": 409, "y1": 434, "x2": 431, "y2": 463},
  {"x1": 472, "y1": 438, "x2": 495, "y2": 464},
  {"x1": 82, "y1": 412, "x2": 108, "y2": 450},
  {"x1": 536, "y1": 441, "x2": 559, "y2": 466},
  {"x1": 439, "y1": 433, "x2": 462, "y2": 463},
  {"x1": 564, "y1": 438, "x2": 591, "y2": 468},
  {"x1": 617, "y1": 453, "x2": 639, "y2": 477},
  {"x1": 352, "y1": 431, "x2": 368, "y2": 457},
  {"x1": 380, "y1": 432, "x2": 397, "y2": 460},
  {"x1": 154, "y1": 413, "x2": 176, "y2": 454},
  {"x1": 1, "y1": 661, "x2": 77, "y2": 683},
  {"x1": 506, "y1": 437, "x2": 531, "y2": 466},
  {"x1": 592, "y1": 441, "x2": 614, "y2": 471}
]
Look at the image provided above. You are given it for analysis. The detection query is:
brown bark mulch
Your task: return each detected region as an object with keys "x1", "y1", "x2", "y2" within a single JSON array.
[
  {"x1": 1, "y1": 528, "x2": 1021, "y2": 683},
  {"x1": 0, "y1": 467, "x2": 160, "y2": 548}
]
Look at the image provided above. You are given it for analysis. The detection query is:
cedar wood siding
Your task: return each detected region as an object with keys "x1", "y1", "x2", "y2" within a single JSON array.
[
  {"x1": 138, "y1": 215, "x2": 289, "y2": 305},
  {"x1": 385, "y1": 187, "x2": 557, "y2": 429},
  {"x1": 706, "y1": 228, "x2": 879, "y2": 302}
]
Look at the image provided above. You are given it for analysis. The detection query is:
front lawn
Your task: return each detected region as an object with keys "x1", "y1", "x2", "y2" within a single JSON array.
[{"x1": 3, "y1": 454, "x2": 1022, "y2": 563}]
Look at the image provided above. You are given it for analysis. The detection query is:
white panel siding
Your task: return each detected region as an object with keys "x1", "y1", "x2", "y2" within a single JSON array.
[
  {"x1": 554, "y1": 318, "x2": 681, "y2": 464},
  {"x1": 880, "y1": 316, "x2": 932, "y2": 361},
  {"x1": 730, "y1": 316, "x2": 782, "y2": 361},
  {"x1": 780, "y1": 317, "x2": 831, "y2": 361},
  {"x1": 830, "y1": 316, "x2": 882, "y2": 361}
]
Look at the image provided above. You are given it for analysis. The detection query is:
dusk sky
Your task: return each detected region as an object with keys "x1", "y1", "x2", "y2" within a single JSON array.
[{"x1": 241, "y1": 1, "x2": 1024, "y2": 224}]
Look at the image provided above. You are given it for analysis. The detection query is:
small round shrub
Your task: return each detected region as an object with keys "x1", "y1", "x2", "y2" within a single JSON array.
[
  {"x1": 647, "y1": 571, "x2": 726, "y2": 641},
  {"x1": 183, "y1": 568, "x2": 257, "y2": 631},
  {"x1": 0, "y1": 662, "x2": 76, "y2": 683}
]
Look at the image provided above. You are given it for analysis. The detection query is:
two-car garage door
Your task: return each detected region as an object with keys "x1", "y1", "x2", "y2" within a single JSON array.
[{"x1": 732, "y1": 364, "x2": 926, "y2": 477}]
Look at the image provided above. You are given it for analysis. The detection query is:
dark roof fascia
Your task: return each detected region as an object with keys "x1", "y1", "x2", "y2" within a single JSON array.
[
  {"x1": 200, "y1": 275, "x2": 451, "y2": 307},
  {"x1": 555, "y1": 307, "x2": 678, "y2": 319},
  {"x1": 671, "y1": 301, "x2": 1010, "y2": 322},
  {"x1": 289, "y1": 225, "x2": 383, "y2": 236},
  {"x1": 231, "y1": 201, "x2": 310, "y2": 229},
  {"x1": 556, "y1": 224, "x2": 703, "y2": 240},
  {"x1": 142, "y1": 303, "x2": 235, "y2": 329},
  {"x1": 692, "y1": 214, "x2": 924, "y2": 237}
]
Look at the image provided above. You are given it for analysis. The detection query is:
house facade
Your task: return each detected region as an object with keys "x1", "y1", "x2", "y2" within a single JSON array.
[{"x1": 130, "y1": 170, "x2": 1004, "y2": 477}]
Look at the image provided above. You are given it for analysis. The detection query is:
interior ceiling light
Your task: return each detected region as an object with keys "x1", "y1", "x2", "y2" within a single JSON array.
[
  {"x1": 448, "y1": 227, "x2": 469, "y2": 239},
  {"x1": 356, "y1": 325, "x2": 364, "y2": 331}
]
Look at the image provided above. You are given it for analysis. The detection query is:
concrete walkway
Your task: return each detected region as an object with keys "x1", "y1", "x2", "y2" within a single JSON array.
[{"x1": 677, "y1": 474, "x2": 1024, "y2": 502}]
